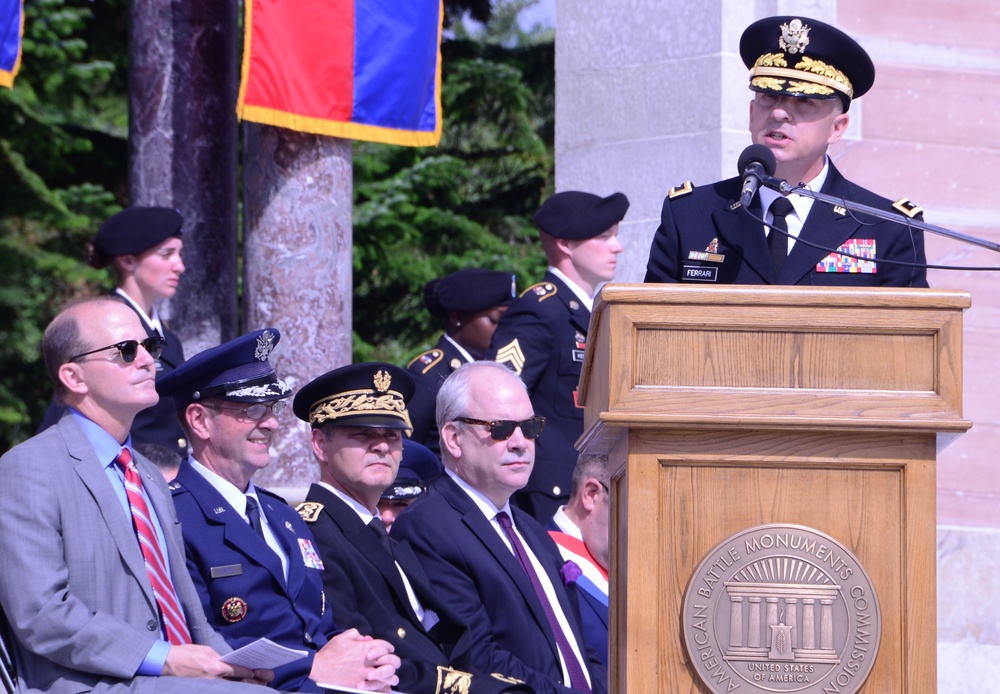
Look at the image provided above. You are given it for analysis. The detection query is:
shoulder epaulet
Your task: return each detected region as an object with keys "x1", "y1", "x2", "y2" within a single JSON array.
[
  {"x1": 407, "y1": 348, "x2": 443, "y2": 374},
  {"x1": 668, "y1": 181, "x2": 695, "y2": 199},
  {"x1": 256, "y1": 487, "x2": 287, "y2": 504},
  {"x1": 168, "y1": 479, "x2": 185, "y2": 495},
  {"x1": 519, "y1": 281, "x2": 557, "y2": 302},
  {"x1": 296, "y1": 501, "x2": 323, "y2": 523},
  {"x1": 893, "y1": 197, "x2": 922, "y2": 219}
]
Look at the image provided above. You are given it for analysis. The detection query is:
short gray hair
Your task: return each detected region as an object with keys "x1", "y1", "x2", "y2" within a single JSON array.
[
  {"x1": 571, "y1": 454, "x2": 609, "y2": 497},
  {"x1": 435, "y1": 361, "x2": 529, "y2": 464}
]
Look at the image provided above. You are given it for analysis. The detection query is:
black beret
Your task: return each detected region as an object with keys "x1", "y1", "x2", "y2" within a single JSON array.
[
  {"x1": 156, "y1": 328, "x2": 291, "y2": 409},
  {"x1": 381, "y1": 439, "x2": 443, "y2": 501},
  {"x1": 94, "y1": 207, "x2": 184, "y2": 259},
  {"x1": 293, "y1": 362, "x2": 416, "y2": 430},
  {"x1": 424, "y1": 268, "x2": 516, "y2": 318},
  {"x1": 533, "y1": 191, "x2": 629, "y2": 240},
  {"x1": 740, "y1": 16, "x2": 874, "y2": 111}
]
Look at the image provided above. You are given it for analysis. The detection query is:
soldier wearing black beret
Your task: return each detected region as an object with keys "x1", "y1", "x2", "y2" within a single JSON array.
[
  {"x1": 293, "y1": 363, "x2": 529, "y2": 694},
  {"x1": 645, "y1": 15, "x2": 928, "y2": 288},
  {"x1": 406, "y1": 268, "x2": 516, "y2": 455},
  {"x1": 38, "y1": 206, "x2": 191, "y2": 457},
  {"x1": 485, "y1": 190, "x2": 629, "y2": 523}
]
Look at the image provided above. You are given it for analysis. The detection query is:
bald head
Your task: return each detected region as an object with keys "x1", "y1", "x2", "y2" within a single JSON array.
[
  {"x1": 44, "y1": 298, "x2": 159, "y2": 439},
  {"x1": 43, "y1": 297, "x2": 122, "y2": 403}
]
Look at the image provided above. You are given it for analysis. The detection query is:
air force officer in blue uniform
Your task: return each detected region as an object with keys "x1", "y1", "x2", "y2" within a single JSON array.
[{"x1": 156, "y1": 329, "x2": 400, "y2": 692}]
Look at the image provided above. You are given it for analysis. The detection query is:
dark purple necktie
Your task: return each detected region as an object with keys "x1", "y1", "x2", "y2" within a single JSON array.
[{"x1": 496, "y1": 511, "x2": 591, "y2": 692}]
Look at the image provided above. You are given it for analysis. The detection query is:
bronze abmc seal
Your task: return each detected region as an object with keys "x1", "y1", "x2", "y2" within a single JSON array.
[{"x1": 682, "y1": 524, "x2": 880, "y2": 694}]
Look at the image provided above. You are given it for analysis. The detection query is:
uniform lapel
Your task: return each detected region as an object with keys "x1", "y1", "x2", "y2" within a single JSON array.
[
  {"x1": 60, "y1": 417, "x2": 159, "y2": 614},
  {"x1": 781, "y1": 164, "x2": 860, "y2": 284},
  {"x1": 315, "y1": 487, "x2": 421, "y2": 624},
  {"x1": 713, "y1": 197, "x2": 774, "y2": 283},
  {"x1": 547, "y1": 272, "x2": 591, "y2": 338},
  {"x1": 260, "y1": 495, "x2": 304, "y2": 598},
  {"x1": 176, "y1": 465, "x2": 288, "y2": 590}
]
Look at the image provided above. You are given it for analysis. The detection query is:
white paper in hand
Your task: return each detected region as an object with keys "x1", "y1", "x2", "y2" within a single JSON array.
[{"x1": 219, "y1": 637, "x2": 308, "y2": 669}]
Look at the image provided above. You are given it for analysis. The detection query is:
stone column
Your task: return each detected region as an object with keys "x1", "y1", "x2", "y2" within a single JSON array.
[
  {"x1": 802, "y1": 598, "x2": 816, "y2": 649},
  {"x1": 129, "y1": 0, "x2": 240, "y2": 354},
  {"x1": 241, "y1": 125, "x2": 353, "y2": 498},
  {"x1": 748, "y1": 597, "x2": 762, "y2": 648},
  {"x1": 729, "y1": 596, "x2": 743, "y2": 647},
  {"x1": 786, "y1": 598, "x2": 799, "y2": 648}
]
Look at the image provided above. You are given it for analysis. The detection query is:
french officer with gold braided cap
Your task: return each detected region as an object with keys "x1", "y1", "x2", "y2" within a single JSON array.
[
  {"x1": 294, "y1": 363, "x2": 532, "y2": 694},
  {"x1": 645, "y1": 15, "x2": 928, "y2": 288},
  {"x1": 486, "y1": 191, "x2": 629, "y2": 524}
]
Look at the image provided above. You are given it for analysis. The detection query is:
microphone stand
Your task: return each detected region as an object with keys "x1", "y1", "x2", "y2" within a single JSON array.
[{"x1": 764, "y1": 177, "x2": 1000, "y2": 254}]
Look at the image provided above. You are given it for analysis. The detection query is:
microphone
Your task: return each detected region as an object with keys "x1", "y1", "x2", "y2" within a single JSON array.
[{"x1": 737, "y1": 144, "x2": 777, "y2": 207}]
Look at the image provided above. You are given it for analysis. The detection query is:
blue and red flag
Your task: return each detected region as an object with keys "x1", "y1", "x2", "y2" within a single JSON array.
[
  {"x1": 1, "y1": 0, "x2": 23, "y2": 88},
  {"x1": 237, "y1": 0, "x2": 443, "y2": 147}
]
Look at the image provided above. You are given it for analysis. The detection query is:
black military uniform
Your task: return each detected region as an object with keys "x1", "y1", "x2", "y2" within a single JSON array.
[
  {"x1": 406, "y1": 268, "x2": 516, "y2": 454},
  {"x1": 293, "y1": 364, "x2": 530, "y2": 694},
  {"x1": 646, "y1": 15, "x2": 927, "y2": 289},
  {"x1": 644, "y1": 165, "x2": 928, "y2": 287},
  {"x1": 487, "y1": 191, "x2": 629, "y2": 523}
]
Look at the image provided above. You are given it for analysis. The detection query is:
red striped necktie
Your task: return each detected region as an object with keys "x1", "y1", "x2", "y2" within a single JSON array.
[{"x1": 116, "y1": 448, "x2": 192, "y2": 645}]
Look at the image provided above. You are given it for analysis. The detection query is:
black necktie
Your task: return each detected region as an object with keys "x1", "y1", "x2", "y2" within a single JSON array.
[
  {"x1": 246, "y1": 496, "x2": 265, "y2": 539},
  {"x1": 768, "y1": 196, "x2": 794, "y2": 277},
  {"x1": 368, "y1": 516, "x2": 394, "y2": 559}
]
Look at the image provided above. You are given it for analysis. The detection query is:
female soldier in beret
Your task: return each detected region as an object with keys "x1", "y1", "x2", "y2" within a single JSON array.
[{"x1": 405, "y1": 268, "x2": 515, "y2": 454}]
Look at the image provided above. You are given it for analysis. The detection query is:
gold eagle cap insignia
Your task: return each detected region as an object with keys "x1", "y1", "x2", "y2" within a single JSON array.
[
  {"x1": 295, "y1": 501, "x2": 323, "y2": 523},
  {"x1": 373, "y1": 369, "x2": 391, "y2": 393},
  {"x1": 779, "y1": 18, "x2": 811, "y2": 54}
]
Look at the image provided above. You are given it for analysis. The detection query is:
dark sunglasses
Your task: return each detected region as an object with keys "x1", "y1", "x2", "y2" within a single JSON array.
[
  {"x1": 455, "y1": 416, "x2": 546, "y2": 441},
  {"x1": 209, "y1": 400, "x2": 286, "y2": 420},
  {"x1": 68, "y1": 336, "x2": 164, "y2": 364}
]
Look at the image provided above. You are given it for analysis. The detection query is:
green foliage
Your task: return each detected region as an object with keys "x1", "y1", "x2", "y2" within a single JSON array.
[
  {"x1": 0, "y1": 0, "x2": 128, "y2": 448},
  {"x1": 352, "y1": 28, "x2": 555, "y2": 365},
  {"x1": 0, "y1": 0, "x2": 555, "y2": 448}
]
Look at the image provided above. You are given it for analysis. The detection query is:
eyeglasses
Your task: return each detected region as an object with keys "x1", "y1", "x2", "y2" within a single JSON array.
[
  {"x1": 455, "y1": 416, "x2": 546, "y2": 441},
  {"x1": 209, "y1": 400, "x2": 286, "y2": 420},
  {"x1": 68, "y1": 336, "x2": 164, "y2": 364}
]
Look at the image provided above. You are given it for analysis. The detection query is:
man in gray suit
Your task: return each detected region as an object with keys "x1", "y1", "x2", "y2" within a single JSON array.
[{"x1": 0, "y1": 298, "x2": 284, "y2": 693}]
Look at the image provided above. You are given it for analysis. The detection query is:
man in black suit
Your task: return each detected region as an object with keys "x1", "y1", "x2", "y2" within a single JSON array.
[
  {"x1": 293, "y1": 363, "x2": 529, "y2": 694},
  {"x1": 645, "y1": 15, "x2": 928, "y2": 288},
  {"x1": 486, "y1": 191, "x2": 629, "y2": 523},
  {"x1": 393, "y1": 361, "x2": 607, "y2": 694}
]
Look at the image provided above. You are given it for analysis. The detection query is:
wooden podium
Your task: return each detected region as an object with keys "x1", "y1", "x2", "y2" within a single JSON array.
[{"x1": 577, "y1": 285, "x2": 971, "y2": 693}]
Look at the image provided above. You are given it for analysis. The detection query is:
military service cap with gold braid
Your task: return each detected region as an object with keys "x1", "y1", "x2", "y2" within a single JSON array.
[
  {"x1": 293, "y1": 362, "x2": 415, "y2": 430},
  {"x1": 740, "y1": 16, "x2": 875, "y2": 111}
]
